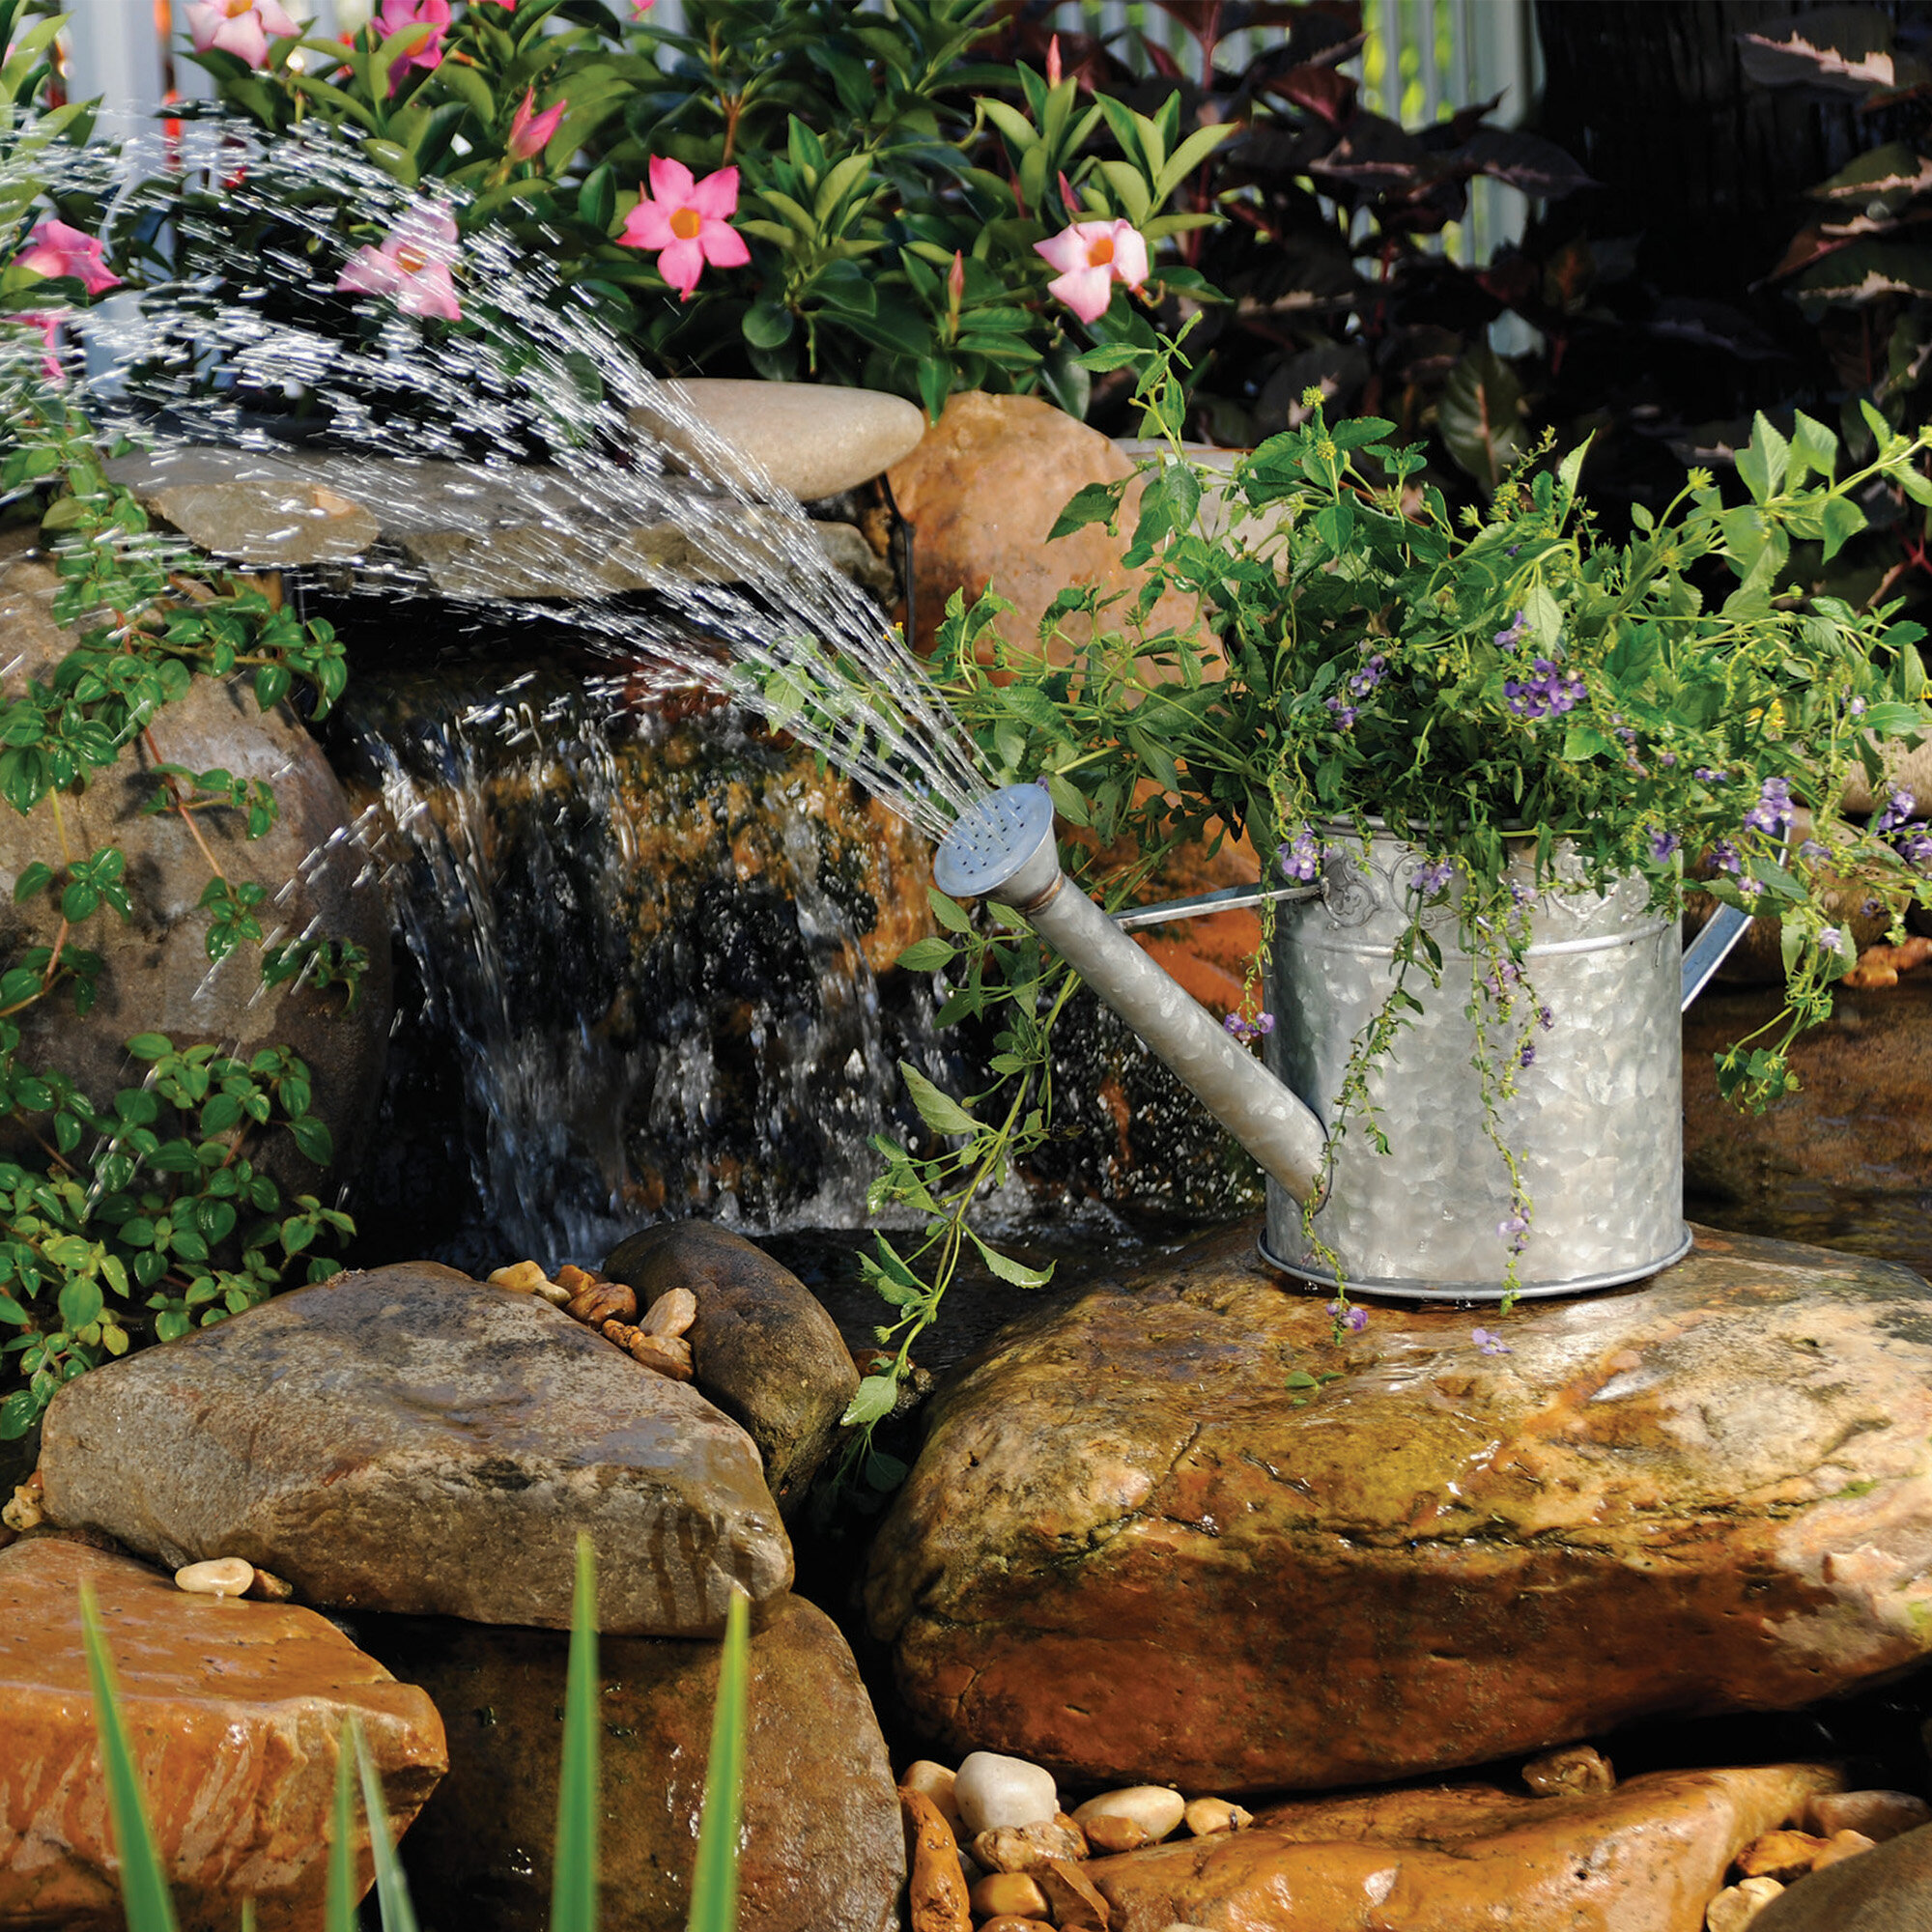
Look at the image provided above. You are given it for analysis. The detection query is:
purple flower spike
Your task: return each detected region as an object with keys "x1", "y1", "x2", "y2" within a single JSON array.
[
  {"x1": 1493, "y1": 610, "x2": 1529, "y2": 650},
  {"x1": 1519, "y1": 1040, "x2": 1537, "y2": 1067},
  {"x1": 1650, "y1": 828, "x2": 1681, "y2": 863},
  {"x1": 1413, "y1": 856, "x2": 1454, "y2": 897},
  {"x1": 1710, "y1": 838, "x2": 1742, "y2": 875},
  {"x1": 1898, "y1": 829, "x2": 1932, "y2": 870},
  {"x1": 1224, "y1": 1009, "x2": 1276, "y2": 1046},
  {"x1": 1745, "y1": 776, "x2": 1795, "y2": 836},
  {"x1": 1325, "y1": 695, "x2": 1357, "y2": 728},
  {"x1": 1817, "y1": 925, "x2": 1842, "y2": 953},
  {"x1": 1504, "y1": 656, "x2": 1586, "y2": 721},
  {"x1": 1472, "y1": 1327, "x2": 1513, "y2": 1356},
  {"x1": 1326, "y1": 1299, "x2": 1369, "y2": 1334}
]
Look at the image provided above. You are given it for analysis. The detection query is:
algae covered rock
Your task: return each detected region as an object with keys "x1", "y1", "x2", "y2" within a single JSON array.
[{"x1": 867, "y1": 1223, "x2": 1932, "y2": 1791}]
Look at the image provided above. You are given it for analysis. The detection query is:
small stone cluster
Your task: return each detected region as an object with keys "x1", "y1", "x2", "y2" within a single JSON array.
[
  {"x1": 1704, "y1": 1790, "x2": 1931, "y2": 1930},
  {"x1": 489, "y1": 1258, "x2": 697, "y2": 1380}
]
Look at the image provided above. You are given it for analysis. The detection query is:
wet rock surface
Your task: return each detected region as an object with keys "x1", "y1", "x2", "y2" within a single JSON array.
[
  {"x1": 0, "y1": 1536, "x2": 446, "y2": 1931},
  {"x1": 1685, "y1": 977, "x2": 1932, "y2": 1276},
  {"x1": 604, "y1": 1220, "x2": 858, "y2": 1512},
  {"x1": 0, "y1": 546, "x2": 391, "y2": 1191},
  {"x1": 39, "y1": 1264, "x2": 791, "y2": 1634},
  {"x1": 867, "y1": 1221, "x2": 1932, "y2": 1792},
  {"x1": 365, "y1": 1591, "x2": 903, "y2": 1932},
  {"x1": 1087, "y1": 1764, "x2": 1838, "y2": 1932}
]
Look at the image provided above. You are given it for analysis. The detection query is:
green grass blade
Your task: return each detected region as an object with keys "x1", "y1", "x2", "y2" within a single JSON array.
[
  {"x1": 325, "y1": 1719, "x2": 357, "y2": 1932},
  {"x1": 550, "y1": 1533, "x2": 599, "y2": 1932},
  {"x1": 77, "y1": 1584, "x2": 180, "y2": 1932},
  {"x1": 242, "y1": 1900, "x2": 257, "y2": 1932},
  {"x1": 353, "y1": 1719, "x2": 423, "y2": 1932},
  {"x1": 686, "y1": 1587, "x2": 750, "y2": 1932}
]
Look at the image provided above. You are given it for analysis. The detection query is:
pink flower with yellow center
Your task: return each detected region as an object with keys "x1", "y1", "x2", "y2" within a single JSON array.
[
  {"x1": 336, "y1": 205, "x2": 462, "y2": 322},
  {"x1": 617, "y1": 156, "x2": 750, "y2": 301},
  {"x1": 507, "y1": 86, "x2": 566, "y2": 161},
  {"x1": 185, "y1": 0, "x2": 301, "y2": 66},
  {"x1": 376, "y1": 0, "x2": 448, "y2": 91},
  {"x1": 14, "y1": 219, "x2": 120, "y2": 296},
  {"x1": 1034, "y1": 216, "x2": 1148, "y2": 324}
]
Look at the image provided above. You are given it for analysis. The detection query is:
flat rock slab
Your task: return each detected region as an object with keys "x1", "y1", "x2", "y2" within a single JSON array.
[
  {"x1": 867, "y1": 1223, "x2": 1932, "y2": 1790},
  {"x1": 0, "y1": 1537, "x2": 446, "y2": 1931},
  {"x1": 365, "y1": 1591, "x2": 903, "y2": 1932},
  {"x1": 1091, "y1": 1763, "x2": 1839, "y2": 1932},
  {"x1": 40, "y1": 1264, "x2": 791, "y2": 1634}
]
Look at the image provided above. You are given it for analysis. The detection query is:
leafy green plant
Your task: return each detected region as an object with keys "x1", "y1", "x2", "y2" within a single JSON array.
[
  {"x1": 165, "y1": 0, "x2": 1226, "y2": 419},
  {"x1": 81, "y1": 1533, "x2": 751, "y2": 1932},
  {"x1": 0, "y1": 355, "x2": 363, "y2": 1439},
  {"x1": 834, "y1": 331, "x2": 1932, "y2": 1461}
]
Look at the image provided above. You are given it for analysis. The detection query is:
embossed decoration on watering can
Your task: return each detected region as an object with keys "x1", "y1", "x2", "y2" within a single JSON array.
[{"x1": 934, "y1": 785, "x2": 1731, "y2": 1304}]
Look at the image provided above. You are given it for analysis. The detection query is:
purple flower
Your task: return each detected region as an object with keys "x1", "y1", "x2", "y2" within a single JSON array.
[
  {"x1": 1817, "y1": 925, "x2": 1842, "y2": 952},
  {"x1": 1493, "y1": 610, "x2": 1529, "y2": 650},
  {"x1": 1800, "y1": 838, "x2": 1829, "y2": 864},
  {"x1": 1744, "y1": 776, "x2": 1794, "y2": 836},
  {"x1": 1694, "y1": 767, "x2": 1727, "y2": 784},
  {"x1": 1739, "y1": 876, "x2": 1763, "y2": 900},
  {"x1": 1876, "y1": 787, "x2": 1917, "y2": 835},
  {"x1": 1326, "y1": 1299, "x2": 1369, "y2": 1334},
  {"x1": 1710, "y1": 838, "x2": 1742, "y2": 875},
  {"x1": 1325, "y1": 696, "x2": 1357, "y2": 728},
  {"x1": 1348, "y1": 654, "x2": 1387, "y2": 699},
  {"x1": 1897, "y1": 829, "x2": 1932, "y2": 870},
  {"x1": 1519, "y1": 1040, "x2": 1536, "y2": 1067},
  {"x1": 1849, "y1": 696, "x2": 1868, "y2": 718},
  {"x1": 1223, "y1": 1009, "x2": 1275, "y2": 1045},
  {"x1": 1650, "y1": 828, "x2": 1681, "y2": 863},
  {"x1": 1504, "y1": 657, "x2": 1585, "y2": 721},
  {"x1": 1278, "y1": 828, "x2": 1322, "y2": 883},
  {"x1": 1538, "y1": 1005, "x2": 1553, "y2": 1030},
  {"x1": 1472, "y1": 1327, "x2": 1513, "y2": 1356},
  {"x1": 1413, "y1": 856, "x2": 1454, "y2": 896}
]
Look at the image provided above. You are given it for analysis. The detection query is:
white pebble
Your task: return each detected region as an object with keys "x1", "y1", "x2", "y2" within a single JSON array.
[
  {"x1": 954, "y1": 1751, "x2": 1059, "y2": 1835},
  {"x1": 1073, "y1": 1786, "x2": 1186, "y2": 1842},
  {"x1": 175, "y1": 1557, "x2": 255, "y2": 1599},
  {"x1": 1707, "y1": 1877, "x2": 1785, "y2": 1932}
]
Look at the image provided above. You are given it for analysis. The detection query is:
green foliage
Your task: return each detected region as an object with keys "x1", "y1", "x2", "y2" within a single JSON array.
[
  {"x1": 0, "y1": 364, "x2": 360, "y2": 1438},
  {"x1": 687, "y1": 1585, "x2": 750, "y2": 1932},
  {"x1": 165, "y1": 0, "x2": 1225, "y2": 415},
  {"x1": 552, "y1": 1533, "x2": 599, "y2": 1932}
]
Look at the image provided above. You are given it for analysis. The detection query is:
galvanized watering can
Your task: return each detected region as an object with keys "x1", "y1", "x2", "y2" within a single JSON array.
[{"x1": 933, "y1": 785, "x2": 1752, "y2": 1302}]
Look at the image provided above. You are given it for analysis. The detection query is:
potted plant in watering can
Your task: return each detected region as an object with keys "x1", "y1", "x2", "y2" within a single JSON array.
[{"x1": 861, "y1": 331, "x2": 1932, "y2": 1360}]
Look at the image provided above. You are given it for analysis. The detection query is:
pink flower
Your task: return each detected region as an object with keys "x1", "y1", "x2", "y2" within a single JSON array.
[
  {"x1": 630, "y1": 0, "x2": 654, "y2": 16},
  {"x1": 376, "y1": 0, "x2": 447, "y2": 91},
  {"x1": 184, "y1": 0, "x2": 300, "y2": 67},
  {"x1": 507, "y1": 86, "x2": 566, "y2": 161},
  {"x1": 1034, "y1": 216, "x2": 1148, "y2": 324},
  {"x1": 14, "y1": 219, "x2": 120, "y2": 296},
  {"x1": 617, "y1": 156, "x2": 750, "y2": 301},
  {"x1": 336, "y1": 204, "x2": 461, "y2": 322},
  {"x1": 8, "y1": 312, "x2": 63, "y2": 384}
]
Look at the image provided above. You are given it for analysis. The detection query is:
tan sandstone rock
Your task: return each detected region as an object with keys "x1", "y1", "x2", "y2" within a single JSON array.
[
  {"x1": 1751, "y1": 1818, "x2": 1932, "y2": 1929},
  {"x1": 0, "y1": 1538, "x2": 445, "y2": 1931},
  {"x1": 1083, "y1": 1765, "x2": 1835, "y2": 1932},
  {"x1": 886, "y1": 391, "x2": 1204, "y2": 657},
  {"x1": 903, "y1": 1787, "x2": 971, "y2": 1932},
  {"x1": 40, "y1": 1264, "x2": 790, "y2": 1635},
  {"x1": 867, "y1": 1222, "x2": 1932, "y2": 1791}
]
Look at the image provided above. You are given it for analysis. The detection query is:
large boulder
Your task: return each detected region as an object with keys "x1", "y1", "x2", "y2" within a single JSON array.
[
  {"x1": 0, "y1": 1536, "x2": 446, "y2": 1932},
  {"x1": 0, "y1": 542, "x2": 391, "y2": 1188},
  {"x1": 1088, "y1": 1763, "x2": 1840, "y2": 1932},
  {"x1": 604, "y1": 1221, "x2": 858, "y2": 1511},
  {"x1": 364, "y1": 1591, "x2": 903, "y2": 1932},
  {"x1": 39, "y1": 1264, "x2": 791, "y2": 1634},
  {"x1": 867, "y1": 1223, "x2": 1932, "y2": 1792}
]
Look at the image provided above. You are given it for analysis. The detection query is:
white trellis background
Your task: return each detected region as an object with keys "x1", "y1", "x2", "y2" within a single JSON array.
[{"x1": 64, "y1": 0, "x2": 1540, "y2": 258}]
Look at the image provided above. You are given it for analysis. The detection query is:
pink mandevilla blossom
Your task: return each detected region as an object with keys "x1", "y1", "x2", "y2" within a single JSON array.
[
  {"x1": 14, "y1": 219, "x2": 120, "y2": 296},
  {"x1": 336, "y1": 205, "x2": 462, "y2": 322},
  {"x1": 507, "y1": 87, "x2": 566, "y2": 161},
  {"x1": 617, "y1": 156, "x2": 750, "y2": 301},
  {"x1": 630, "y1": 0, "x2": 654, "y2": 17},
  {"x1": 185, "y1": 0, "x2": 301, "y2": 67},
  {"x1": 377, "y1": 0, "x2": 448, "y2": 90},
  {"x1": 1034, "y1": 216, "x2": 1147, "y2": 324}
]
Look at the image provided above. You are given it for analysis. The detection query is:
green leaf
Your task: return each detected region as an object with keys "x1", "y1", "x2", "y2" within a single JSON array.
[
  {"x1": 1820, "y1": 494, "x2": 1868, "y2": 560},
  {"x1": 58, "y1": 1277, "x2": 102, "y2": 1331},
  {"x1": 965, "y1": 1230, "x2": 1054, "y2": 1288},
  {"x1": 285, "y1": 1115, "x2": 334, "y2": 1167},
  {"x1": 898, "y1": 1061, "x2": 979, "y2": 1137},
  {"x1": 126, "y1": 1034, "x2": 172, "y2": 1063},
  {"x1": 686, "y1": 1586, "x2": 750, "y2": 1932},
  {"x1": 1736, "y1": 412, "x2": 1789, "y2": 504},
  {"x1": 325, "y1": 1720, "x2": 357, "y2": 1932},
  {"x1": 1047, "y1": 479, "x2": 1126, "y2": 541},
  {"x1": 895, "y1": 936, "x2": 955, "y2": 972},
  {"x1": 551, "y1": 1534, "x2": 599, "y2": 1932},
  {"x1": 842, "y1": 1371, "x2": 898, "y2": 1429},
  {"x1": 354, "y1": 1721, "x2": 421, "y2": 1932},
  {"x1": 79, "y1": 1587, "x2": 181, "y2": 1932}
]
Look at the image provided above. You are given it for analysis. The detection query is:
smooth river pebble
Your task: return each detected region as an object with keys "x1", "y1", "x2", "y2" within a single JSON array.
[
  {"x1": 1072, "y1": 1784, "x2": 1185, "y2": 1842},
  {"x1": 954, "y1": 1750, "x2": 1059, "y2": 1835},
  {"x1": 175, "y1": 1556, "x2": 255, "y2": 1598}
]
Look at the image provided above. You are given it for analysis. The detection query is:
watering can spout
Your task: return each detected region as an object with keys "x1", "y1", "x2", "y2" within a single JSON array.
[{"x1": 932, "y1": 784, "x2": 1330, "y2": 1207}]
